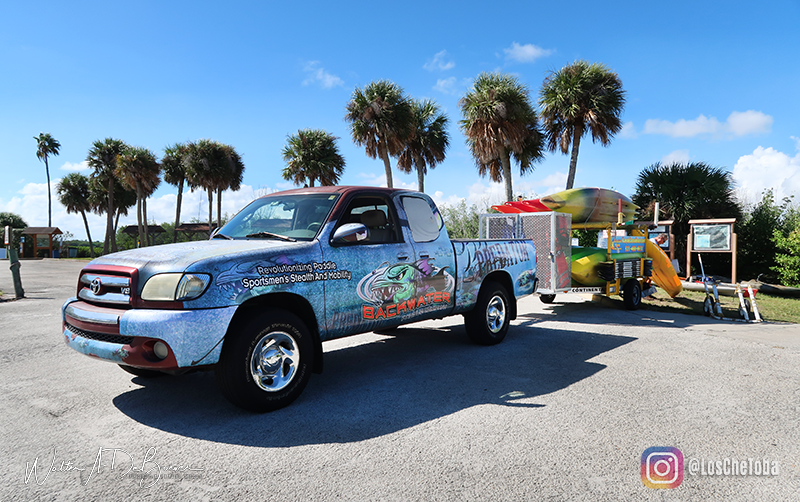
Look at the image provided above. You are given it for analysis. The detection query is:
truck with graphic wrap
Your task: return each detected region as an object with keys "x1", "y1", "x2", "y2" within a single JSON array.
[{"x1": 62, "y1": 187, "x2": 537, "y2": 412}]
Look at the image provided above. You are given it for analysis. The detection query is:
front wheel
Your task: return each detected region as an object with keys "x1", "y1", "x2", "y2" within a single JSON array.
[
  {"x1": 216, "y1": 310, "x2": 313, "y2": 412},
  {"x1": 464, "y1": 281, "x2": 511, "y2": 345}
]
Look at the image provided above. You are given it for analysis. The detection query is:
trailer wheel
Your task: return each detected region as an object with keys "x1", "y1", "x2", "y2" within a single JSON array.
[
  {"x1": 465, "y1": 281, "x2": 510, "y2": 345},
  {"x1": 119, "y1": 365, "x2": 164, "y2": 378},
  {"x1": 622, "y1": 279, "x2": 642, "y2": 310},
  {"x1": 216, "y1": 309, "x2": 313, "y2": 412},
  {"x1": 539, "y1": 294, "x2": 556, "y2": 304}
]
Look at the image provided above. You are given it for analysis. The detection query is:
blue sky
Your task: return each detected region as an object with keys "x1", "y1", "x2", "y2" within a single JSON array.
[{"x1": 2, "y1": 1, "x2": 799, "y2": 241}]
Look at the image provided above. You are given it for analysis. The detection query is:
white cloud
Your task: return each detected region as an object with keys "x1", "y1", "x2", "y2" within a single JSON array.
[
  {"x1": 431, "y1": 172, "x2": 569, "y2": 212},
  {"x1": 661, "y1": 150, "x2": 690, "y2": 165},
  {"x1": 619, "y1": 121, "x2": 637, "y2": 139},
  {"x1": 60, "y1": 161, "x2": 90, "y2": 172},
  {"x1": 733, "y1": 143, "x2": 800, "y2": 202},
  {"x1": 727, "y1": 110, "x2": 773, "y2": 136},
  {"x1": 423, "y1": 50, "x2": 455, "y2": 72},
  {"x1": 503, "y1": 42, "x2": 553, "y2": 63},
  {"x1": 302, "y1": 61, "x2": 344, "y2": 89},
  {"x1": 643, "y1": 110, "x2": 773, "y2": 138},
  {"x1": 433, "y1": 76, "x2": 471, "y2": 96}
]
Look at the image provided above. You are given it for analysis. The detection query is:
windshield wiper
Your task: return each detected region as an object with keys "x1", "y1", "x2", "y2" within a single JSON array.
[
  {"x1": 245, "y1": 231, "x2": 297, "y2": 242},
  {"x1": 212, "y1": 232, "x2": 233, "y2": 240}
]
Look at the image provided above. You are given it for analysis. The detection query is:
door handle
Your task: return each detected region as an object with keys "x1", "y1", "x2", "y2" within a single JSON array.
[
  {"x1": 419, "y1": 253, "x2": 430, "y2": 259},
  {"x1": 397, "y1": 253, "x2": 409, "y2": 261}
]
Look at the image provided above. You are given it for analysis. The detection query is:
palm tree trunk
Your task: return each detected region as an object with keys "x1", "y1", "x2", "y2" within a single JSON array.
[
  {"x1": 380, "y1": 149, "x2": 394, "y2": 189},
  {"x1": 173, "y1": 178, "x2": 184, "y2": 243},
  {"x1": 105, "y1": 177, "x2": 116, "y2": 254},
  {"x1": 136, "y1": 184, "x2": 144, "y2": 247},
  {"x1": 143, "y1": 197, "x2": 150, "y2": 246},
  {"x1": 216, "y1": 188, "x2": 222, "y2": 230},
  {"x1": 566, "y1": 125, "x2": 583, "y2": 190},
  {"x1": 413, "y1": 153, "x2": 425, "y2": 193},
  {"x1": 80, "y1": 210, "x2": 95, "y2": 258},
  {"x1": 207, "y1": 188, "x2": 214, "y2": 237},
  {"x1": 500, "y1": 150, "x2": 513, "y2": 202},
  {"x1": 45, "y1": 158, "x2": 52, "y2": 227}
]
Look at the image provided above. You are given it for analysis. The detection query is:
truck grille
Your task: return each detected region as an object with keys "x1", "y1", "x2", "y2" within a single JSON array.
[
  {"x1": 66, "y1": 323, "x2": 134, "y2": 345},
  {"x1": 79, "y1": 272, "x2": 132, "y2": 307}
]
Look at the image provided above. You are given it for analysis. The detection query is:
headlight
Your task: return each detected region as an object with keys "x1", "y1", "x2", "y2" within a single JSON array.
[{"x1": 141, "y1": 273, "x2": 210, "y2": 301}]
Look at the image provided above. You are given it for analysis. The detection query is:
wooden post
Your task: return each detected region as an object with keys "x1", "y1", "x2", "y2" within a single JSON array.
[
  {"x1": 686, "y1": 228, "x2": 693, "y2": 280},
  {"x1": 732, "y1": 233, "x2": 737, "y2": 284}
]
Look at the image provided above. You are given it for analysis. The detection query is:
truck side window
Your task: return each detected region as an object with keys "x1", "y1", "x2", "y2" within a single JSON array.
[
  {"x1": 402, "y1": 196, "x2": 441, "y2": 243},
  {"x1": 338, "y1": 196, "x2": 401, "y2": 244}
]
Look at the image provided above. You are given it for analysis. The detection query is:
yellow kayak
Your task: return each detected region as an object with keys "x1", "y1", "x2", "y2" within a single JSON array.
[
  {"x1": 645, "y1": 240, "x2": 682, "y2": 297},
  {"x1": 570, "y1": 247, "x2": 608, "y2": 286}
]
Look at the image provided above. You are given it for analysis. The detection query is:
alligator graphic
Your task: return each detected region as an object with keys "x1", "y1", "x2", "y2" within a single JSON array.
[{"x1": 357, "y1": 259, "x2": 454, "y2": 305}]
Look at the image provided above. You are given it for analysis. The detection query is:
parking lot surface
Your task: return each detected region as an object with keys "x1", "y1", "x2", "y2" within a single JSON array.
[{"x1": 1, "y1": 259, "x2": 798, "y2": 500}]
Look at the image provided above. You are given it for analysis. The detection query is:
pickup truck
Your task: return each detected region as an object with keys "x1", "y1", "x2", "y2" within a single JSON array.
[{"x1": 62, "y1": 186, "x2": 537, "y2": 412}]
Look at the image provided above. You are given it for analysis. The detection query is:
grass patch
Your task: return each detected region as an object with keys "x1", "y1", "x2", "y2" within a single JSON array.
[{"x1": 599, "y1": 287, "x2": 800, "y2": 324}]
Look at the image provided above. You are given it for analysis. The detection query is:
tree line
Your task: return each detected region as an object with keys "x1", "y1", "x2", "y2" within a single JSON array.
[{"x1": 52, "y1": 139, "x2": 244, "y2": 257}]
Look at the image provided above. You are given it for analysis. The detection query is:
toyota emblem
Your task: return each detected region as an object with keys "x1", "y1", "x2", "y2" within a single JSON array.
[{"x1": 90, "y1": 278, "x2": 102, "y2": 295}]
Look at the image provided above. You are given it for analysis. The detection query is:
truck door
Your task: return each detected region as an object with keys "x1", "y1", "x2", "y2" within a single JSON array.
[
  {"x1": 321, "y1": 194, "x2": 417, "y2": 337},
  {"x1": 396, "y1": 194, "x2": 456, "y2": 320}
]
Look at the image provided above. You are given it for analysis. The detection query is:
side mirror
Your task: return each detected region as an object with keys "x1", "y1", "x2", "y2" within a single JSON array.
[{"x1": 332, "y1": 223, "x2": 369, "y2": 244}]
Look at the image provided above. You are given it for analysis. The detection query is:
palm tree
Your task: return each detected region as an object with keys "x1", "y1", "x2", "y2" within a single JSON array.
[
  {"x1": 86, "y1": 138, "x2": 128, "y2": 254},
  {"x1": 185, "y1": 140, "x2": 245, "y2": 235},
  {"x1": 459, "y1": 72, "x2": 544, "y2": 202},
  {"x1": 282, "y1": 129, "x2": 346, "y2": 188},
  {"x1": 116, "y1": 147, "x2": 161, "y2": 247},
  {"x1": 162, "y1": 143, "x2": 190, "y2": 242},
  {"x1": 56, "y1": 173, "x2": 95, "y2": 257},
  {"x1": 34, "y1": 133, "x2": 61, "y2": 227},
  {"x1": 632, "y1": 161, "x2": 741, "y2": 271},
  {"x1": 397, "y1": 99, "x2": 449, "y2": 193},
  {"x1": 345, "y1": 80, "x2": 414, "y2": 189},
  {"x1": 539, "y1": 60, "x2": 626, "y2": 190}
]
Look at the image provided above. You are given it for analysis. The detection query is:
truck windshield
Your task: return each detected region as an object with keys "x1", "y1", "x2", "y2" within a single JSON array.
[{"x1": 219, "y1": 193, "x2": 339, "y2": 241}]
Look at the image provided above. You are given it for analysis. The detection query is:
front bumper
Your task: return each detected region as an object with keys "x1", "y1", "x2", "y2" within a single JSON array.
[{"x1": 62, "y1": 298, "x2": 238, "y2": 370}]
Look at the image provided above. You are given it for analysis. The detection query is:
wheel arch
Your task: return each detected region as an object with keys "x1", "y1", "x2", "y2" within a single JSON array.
[
  {"x1": 482, "y1": 271, "x2": 517, "y2": 320},
  {"x1": 226, "y1": 292, "x2": 324, "y2": 374}
]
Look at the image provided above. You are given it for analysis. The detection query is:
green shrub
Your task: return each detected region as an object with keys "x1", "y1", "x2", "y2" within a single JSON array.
[{"x1": 771, "y1": 229, "x2": 800, "y2": 287}]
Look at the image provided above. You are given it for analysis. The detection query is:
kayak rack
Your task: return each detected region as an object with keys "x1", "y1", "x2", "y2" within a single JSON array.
[{"x1": 698, "y1": 255, "x2": 762, "y2": 322}]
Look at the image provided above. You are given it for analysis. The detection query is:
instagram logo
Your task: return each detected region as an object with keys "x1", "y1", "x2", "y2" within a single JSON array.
[{"x1": 641, "y1": 447, "x2": 684, "y2": 489}]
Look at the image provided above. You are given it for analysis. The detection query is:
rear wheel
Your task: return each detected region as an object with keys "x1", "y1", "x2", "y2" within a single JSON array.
[
  {"x1": 622, "y1": 279, "x2": 642, "y2": 310},
  {"x1": 465, "y1": 281, "x2": 510, "y2": 345},
  {"x1": 216, "y1": 310, "x2": 313, "y2": 412}
]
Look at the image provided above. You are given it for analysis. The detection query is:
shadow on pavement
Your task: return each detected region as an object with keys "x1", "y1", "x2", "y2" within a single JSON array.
[{"x1": 112, "y1": 322, "x2": 635, "y2": 447}]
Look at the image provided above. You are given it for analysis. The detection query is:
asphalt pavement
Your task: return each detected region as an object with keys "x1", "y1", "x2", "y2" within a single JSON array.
[{"x1": 1, "y1": 258, "x2": 798, "y2": 501}]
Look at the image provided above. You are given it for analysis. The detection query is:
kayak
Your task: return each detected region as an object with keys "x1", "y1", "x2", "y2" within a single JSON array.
[
  {"x1": 492, "y1": 187, "x2": 639, "y2": 223},
  {"x1": 645, "y1": 240, "x2": 682, "y2": 297},
  {"x1": 571, "y1": 247, "x2": 608, "y2": 286}
]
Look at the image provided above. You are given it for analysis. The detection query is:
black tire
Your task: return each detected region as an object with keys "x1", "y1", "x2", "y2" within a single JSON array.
[
  {"x1": 622, "y1": 279, "x2": 642, "y2": 310},
  {"x1": 215, "y1": 309, "x2": 313, "y2": 412},
  {"x1": 119, "y1": 364, "x2": 165, "y2": 378},
  {"x1": 539, "y1": 294, "x2": 556, "y2": 304},
  {"x1": 464, "y1": 281, "x2": 511, "y2": 345}
]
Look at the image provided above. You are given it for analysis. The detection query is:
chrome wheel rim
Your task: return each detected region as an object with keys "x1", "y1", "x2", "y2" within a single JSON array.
[
  {"x1": 486, "y1": 295, "x2": 506, "y2": 334},
  {"x1": 250, "y1": 331, "x2": 298, "y2": 392}
]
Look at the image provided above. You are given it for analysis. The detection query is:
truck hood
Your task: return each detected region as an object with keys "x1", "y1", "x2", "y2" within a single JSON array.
[{"x1": 86, "y1": 240, "x2": 301, "y2": 275}]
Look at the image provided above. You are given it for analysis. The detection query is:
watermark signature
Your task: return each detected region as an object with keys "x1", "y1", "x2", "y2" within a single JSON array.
[
  {"x1": 24, "y1": 446, "x2": 205, "y2": 488},
  {"x1": 641, "y1": 447, "x2": 780, "y2": 489}
]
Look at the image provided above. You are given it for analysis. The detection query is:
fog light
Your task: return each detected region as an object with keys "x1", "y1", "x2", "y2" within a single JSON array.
[{"x1": 153, "y1": 341, "x2": 169, "y2": 360}]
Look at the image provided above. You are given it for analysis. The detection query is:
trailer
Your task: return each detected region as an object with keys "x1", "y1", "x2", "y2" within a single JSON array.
[{"x1": 480, "y1": 212, "x2": 653, "y2": 309}]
